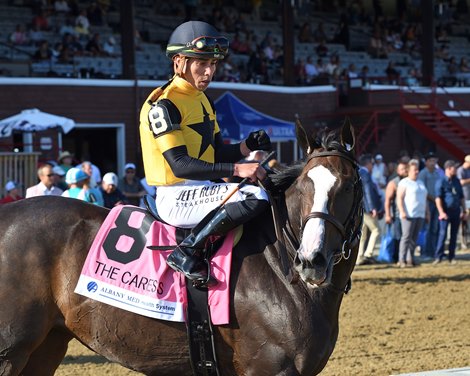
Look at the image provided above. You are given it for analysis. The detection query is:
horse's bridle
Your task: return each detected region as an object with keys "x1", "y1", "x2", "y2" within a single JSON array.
[{"x1": 298, "y1": 150, "x2": 364, "y2": 265}]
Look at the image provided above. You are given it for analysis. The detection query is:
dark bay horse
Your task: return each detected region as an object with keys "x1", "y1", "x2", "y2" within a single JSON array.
[{"x1": 0, "y1": 121, "x2": 363, "y2": 376}]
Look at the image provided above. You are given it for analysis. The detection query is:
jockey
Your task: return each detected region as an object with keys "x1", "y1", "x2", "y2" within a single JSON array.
[{"x1": 139, "y1": 21, "x2": 271, "y2": 283}]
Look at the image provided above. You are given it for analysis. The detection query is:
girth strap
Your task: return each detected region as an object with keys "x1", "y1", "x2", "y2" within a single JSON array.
[{"x1": 186, "y1": 282, "x2": 220, "y2": 376}]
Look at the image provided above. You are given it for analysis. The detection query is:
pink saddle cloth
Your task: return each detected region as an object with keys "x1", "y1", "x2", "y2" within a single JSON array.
[{"x1": 74, "y1": 205, "x2": 234, "y2": 324}]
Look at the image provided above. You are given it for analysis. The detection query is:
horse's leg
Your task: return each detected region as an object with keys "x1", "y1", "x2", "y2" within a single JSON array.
[
  {"x1": 0, "y1": 299, "x2": 61, "y2": 376},
  {"x1": 20, "y1": 329, "x2": 72, "y2": 376},
  {"x1": 0, "y1": 323, "x2": 46, "y2": 376}
]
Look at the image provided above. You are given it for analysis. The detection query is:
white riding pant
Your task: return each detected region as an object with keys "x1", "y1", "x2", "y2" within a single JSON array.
[{"x1": 154, "y1": 180, "x2": 268, "y2": 228}]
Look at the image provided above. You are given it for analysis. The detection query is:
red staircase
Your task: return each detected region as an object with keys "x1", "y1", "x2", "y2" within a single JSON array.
[
  {"x1": 400, "y1": 104, "x2": 470, "y2": 160},
  {"x1": 356, "y1": 111, "x2": 379, "y2": 156}
]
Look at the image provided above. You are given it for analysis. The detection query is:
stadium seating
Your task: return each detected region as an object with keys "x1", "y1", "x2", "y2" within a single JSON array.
[{"x1": 1, "y1": 0, "x2": 470, "y2": 86}]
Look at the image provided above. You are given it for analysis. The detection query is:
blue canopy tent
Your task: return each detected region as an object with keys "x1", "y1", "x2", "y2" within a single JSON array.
[{"x1": 214, "y1": 91, "x2": 298, "y2": 161}]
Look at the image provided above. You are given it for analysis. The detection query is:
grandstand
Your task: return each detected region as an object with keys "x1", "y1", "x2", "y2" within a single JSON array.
[{"x1": 1, "y1": 0, "x2": 470, "y2": 84}]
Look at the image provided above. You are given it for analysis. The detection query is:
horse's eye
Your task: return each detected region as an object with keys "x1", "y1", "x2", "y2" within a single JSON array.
[{"x1": 343, "y1": 183, "x2": 353, "y2": 194}]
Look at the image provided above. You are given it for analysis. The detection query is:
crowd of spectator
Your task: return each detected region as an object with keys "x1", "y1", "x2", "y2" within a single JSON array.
[
  {"x1": 1, "y1": 148, "x2": 469, "y2": 267},
  {"x1": 1, "y1": 150, "x2": 151, "y2": 210},
  {"x1": 6, "y1": 0, "x2": 120, "y2": 67},
  {"x1": 3, "y1": 0, "x2": 470, "y2": 87},
  {"x1": 355, "y1": 150, "x2": 469, "y2": 268}
]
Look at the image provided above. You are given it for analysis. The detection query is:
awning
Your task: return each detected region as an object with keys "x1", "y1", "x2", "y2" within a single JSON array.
[{"x1": 0, "y1": 108, "x2": 75, "y2": 138}]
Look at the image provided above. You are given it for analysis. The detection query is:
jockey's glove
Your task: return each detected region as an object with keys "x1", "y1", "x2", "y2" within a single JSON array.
[{"x1": 245, "y1": 130, "x2": 272, "y2": 152}]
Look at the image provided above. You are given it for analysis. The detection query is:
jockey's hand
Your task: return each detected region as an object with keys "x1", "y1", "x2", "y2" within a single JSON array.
[
  {"x1": 245, "y1": 130, "x2": 272, "y2": 152},
  {"x1": 234, "y1": 162, "x2": 266, "y2": 183}
]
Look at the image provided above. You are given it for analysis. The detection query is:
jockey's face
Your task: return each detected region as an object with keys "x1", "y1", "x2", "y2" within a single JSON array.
[{"x1": 175, "y1": 55, "x2": 218, "y2": 91}]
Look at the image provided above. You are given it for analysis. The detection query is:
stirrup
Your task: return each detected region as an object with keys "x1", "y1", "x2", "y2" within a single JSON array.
[
  {"x1": 192, "y1": 275, "x2": 218, "y2": 289},
  {"x1": 167, "y1": 256, "x2": 217, "y2": 288},
  {"x1": 191, "y1": 260, "x2": 218, "y2": 289},
  {"x1": 191, "y1": 266, "x2": 219, "y2": 289}
]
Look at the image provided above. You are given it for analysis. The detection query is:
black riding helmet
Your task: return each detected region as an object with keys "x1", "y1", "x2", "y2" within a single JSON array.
[{"x1": 166, "y1": 21, "x2": 229, "y2": 60}]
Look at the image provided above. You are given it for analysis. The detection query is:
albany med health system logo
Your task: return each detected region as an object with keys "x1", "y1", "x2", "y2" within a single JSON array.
[{"x1": 87, "y1": 281, "x2": 99, "y2": 293}]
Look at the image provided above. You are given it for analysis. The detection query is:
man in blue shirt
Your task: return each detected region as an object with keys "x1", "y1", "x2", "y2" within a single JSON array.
[
  {"x1": 357, "y1": 154, "x2": 384, "y2": 265},
  {"x1": 418, "y1": 152, "x2": 441, "y2": 258},
  {"x1": 434, "y1": 160, "x2": 467, "y2": 264}
]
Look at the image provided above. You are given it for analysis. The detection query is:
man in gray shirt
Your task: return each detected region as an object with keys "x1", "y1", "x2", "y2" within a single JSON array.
[
  {"x1": 418, "y1": 152, "x2": 442, "y2": 258},
  {"x1": 457, "y1": 155, "x2": 470, "y2": 248}
]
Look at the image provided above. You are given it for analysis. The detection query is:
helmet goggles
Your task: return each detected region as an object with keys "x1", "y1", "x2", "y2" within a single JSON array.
[{"x1": 188, "y1": 36, "x2": 229, "y2": 55}]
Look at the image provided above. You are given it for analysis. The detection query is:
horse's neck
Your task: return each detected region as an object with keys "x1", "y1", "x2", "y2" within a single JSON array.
[{"x1": 262, "y1": 244, "x2": 344, "y2": 330}]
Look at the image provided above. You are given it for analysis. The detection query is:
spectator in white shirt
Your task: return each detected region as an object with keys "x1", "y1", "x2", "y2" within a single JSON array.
[
  {"x1": 305, "y1": 55, "x2": 319, "y2": 83},
  {"x1": 348, "y1": 63, "x2": 359, "y2": 78},
  {"x1": 103, "y1": 36, "x2": 117, "y2": 56},
  {"x1": 26, "y1": 164, "x2": 63, "y2": 198},
  {"x1": 75, "y1": 10, "x2": 90, "y2": 37},
  {"x1": 396, "y1": 159, "x2": 429, "y2": 267}
]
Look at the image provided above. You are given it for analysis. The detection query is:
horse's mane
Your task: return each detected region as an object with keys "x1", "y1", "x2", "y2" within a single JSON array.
[
  {"x1": 268, "y1": 161, "x2": 304, "y2": 193},
  {"x1": 269, "y1": 127, "x2": 354, "y2": 193}
]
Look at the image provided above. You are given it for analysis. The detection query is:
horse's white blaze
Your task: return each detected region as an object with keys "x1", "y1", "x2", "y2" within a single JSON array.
[{"x1": 300, "y1": 165, "x2": 337, "y2": 259}]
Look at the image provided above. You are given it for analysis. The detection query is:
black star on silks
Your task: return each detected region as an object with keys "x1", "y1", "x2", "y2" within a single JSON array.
[{"x1": 187, "y1": 104, "x2": 215, "y2": 158}]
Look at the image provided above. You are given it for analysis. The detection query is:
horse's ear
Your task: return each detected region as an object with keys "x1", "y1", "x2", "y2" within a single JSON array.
[
  {"x1": 295, "y1": 114, "x2": 315, "y2": 154},
  {"x1": 340, "y1": 117, "x2": 355, "y2": 152}
]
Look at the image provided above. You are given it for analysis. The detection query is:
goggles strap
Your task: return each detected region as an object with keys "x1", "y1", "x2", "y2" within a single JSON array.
[{"x1": 181, "y1": 56, "x2": 188, "y2": 78}]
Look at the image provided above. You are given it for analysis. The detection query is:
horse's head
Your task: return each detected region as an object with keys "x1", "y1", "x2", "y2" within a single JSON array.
[{"x1": 282, "y1": 120, "x2": 363, "y2": 288}]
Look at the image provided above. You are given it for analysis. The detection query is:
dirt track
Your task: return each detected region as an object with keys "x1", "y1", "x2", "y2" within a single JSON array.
[{"x1": 56, "y1": 250, "x2": 470, "y2": 376}]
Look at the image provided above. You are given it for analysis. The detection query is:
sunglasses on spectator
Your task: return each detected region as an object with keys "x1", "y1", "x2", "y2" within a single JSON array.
[
  {"x1": 125, "y1": 169, "x2": 135, "y2": 173},
  {"x1": 46, "y1": 174, "x2": 54, "y2": 177},
  {"x1": 188, "y1": 36, "x2": 229, "y2": 54}
]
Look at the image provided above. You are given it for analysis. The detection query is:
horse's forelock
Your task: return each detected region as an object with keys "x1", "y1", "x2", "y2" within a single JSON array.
[{"x1": 315, "y1": 127, "x2": 353, "y2": 157}]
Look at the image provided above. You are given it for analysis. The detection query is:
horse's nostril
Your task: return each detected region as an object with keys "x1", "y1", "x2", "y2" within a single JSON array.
[
  {"x1": 296, "y1": 250, "x2": 328, "y2": 269},
  {"x1": 311, "y1": 252, "x2": 327, "y2": 269}
]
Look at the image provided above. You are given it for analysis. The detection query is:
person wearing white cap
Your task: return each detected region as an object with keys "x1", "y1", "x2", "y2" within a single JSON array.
[
  {"x1": 100, "y1": 172, "x2": 127, "y2": 209},
  {"x1": 118, "y1": 162, "x2": 146, "y2": 207},
  {"x1": 26, "y1": 164, "x2": 63, "y2": 198},
  {"x1": 0, "y1": 181, "x2": 23, "y2": 204},
  {"x1": 372, "y1": 153, "x2": 387, "y2": 191}
]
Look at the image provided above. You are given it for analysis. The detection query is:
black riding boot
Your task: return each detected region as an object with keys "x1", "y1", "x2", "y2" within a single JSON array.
[{"x1": 166, "y1": 207, "x2": 235, "y2": 282}]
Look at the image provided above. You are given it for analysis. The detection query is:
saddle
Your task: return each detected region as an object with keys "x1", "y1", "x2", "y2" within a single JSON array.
[{"x1": 143, "y1": 194, "x2": 165, "y2": 223}]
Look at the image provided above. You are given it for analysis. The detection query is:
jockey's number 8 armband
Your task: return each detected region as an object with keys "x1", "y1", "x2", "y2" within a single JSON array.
[{"x1": 147, "y1": 99, "x2": 181, "y2": 138}]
